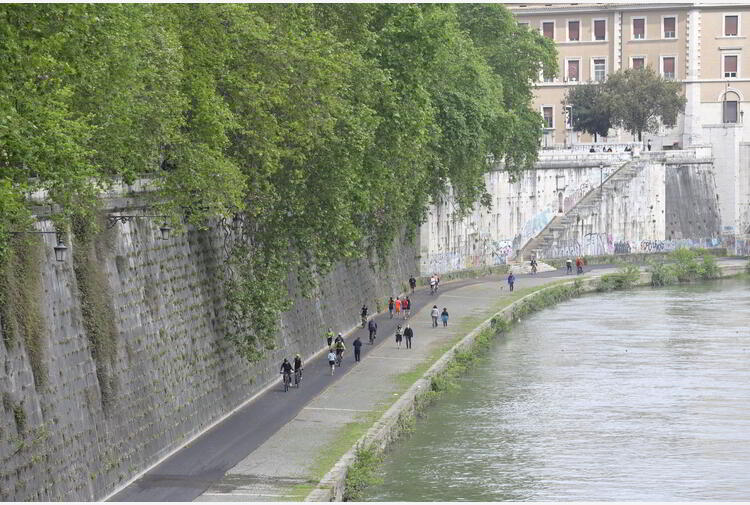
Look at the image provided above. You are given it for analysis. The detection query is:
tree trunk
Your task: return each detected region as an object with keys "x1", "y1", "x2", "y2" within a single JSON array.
[
  {"x1": 638, "y1": 130, "x2": 642, "y2": 142},
  {"x1": 594, "y1": 132, "x2": 598, "y2": 143}
]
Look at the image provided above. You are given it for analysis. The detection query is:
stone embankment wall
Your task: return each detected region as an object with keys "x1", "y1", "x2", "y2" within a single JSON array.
[
  {"x1": 419, "y1": 147, "x2": 730, "y2": 272},
  {"x1": 0, "y1": 204, "x2": 416, "y2": 501}
]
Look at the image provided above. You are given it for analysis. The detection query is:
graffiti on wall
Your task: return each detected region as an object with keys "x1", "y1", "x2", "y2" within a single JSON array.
[
  {"x1": 520, "y1": 208, "x2": 555, "y2": 241},
  {"x1": 563, "y1": 181, "x2": 592, "y2": 213},
  {"x1": 489, "y1": 239, "x2": 513, "y2": 265},
  {"x1": 542, "y1": 237, "x2": 726, "y2": 259}
]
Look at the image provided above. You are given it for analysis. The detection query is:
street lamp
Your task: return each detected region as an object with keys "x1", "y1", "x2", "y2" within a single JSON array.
[
  {"x1": 107, "y1": 215, "x2": 172, "y2": 240},
  {"x1": 599, "y1": 162, "x2": 604, "y2": 193},
  {"x1": 9, "y1": 231, "x2": 68, "y2": 262}
]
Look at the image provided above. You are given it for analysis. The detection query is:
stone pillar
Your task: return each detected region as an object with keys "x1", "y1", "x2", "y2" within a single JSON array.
[{"x1": 683, "y1": 8, "x2": 703, "y2": 147}]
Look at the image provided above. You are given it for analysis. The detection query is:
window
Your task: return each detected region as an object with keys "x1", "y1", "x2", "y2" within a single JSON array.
[
  {"x1": 724, "y1": 99, "x2": 738, "y2": 123},
  {"x1": 568, "y1": 20, "x2": 580, "y2": 41},
  {"x1": 567, "y1": 59, "x2": 580, "y2": 81},
  {"x1": 632, "y1": 57, "x2": 645, "y2": 70},
  {"x1": 724, "y1": 55, "x2": 738, "y2": 78},
  {"x1": 663, "y1": 16, "x2": 676, "y2": 38},
  {"x1": 593, "y1": 19, "x2": 607, "y2": 41},
  {"x1": 565, "y1": 105, "x2": 573, "y2": 129},
  {"x1": 593, "y1": 58, "x2": 606, "y2": 82},
  {"x1": 542, "y1": 21, "x2": 555, "y2": 39},
  {"x1": 518, "y1": 21, "x2": 529, "y2": 28},
  {"x1": 662, "y1": 56, "x2": 676, "y2": 79},
  {"x1": 633, "y1": 18, "x2": 645, "y2": 39},
  {"x1": 542, "y1": 106, "x2": 554, "y2": 128},
  {"x1": 725, "y1": 15, "x2": 739, "y2": 36}
]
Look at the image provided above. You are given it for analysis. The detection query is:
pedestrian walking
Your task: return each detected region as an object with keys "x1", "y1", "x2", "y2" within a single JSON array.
[
  {"x1": 403, "y1": 297, "x2": 410, "y2": 318},
  {"x1": 576, "y1": 256, "x2": 584, "y2": 275},
  {"x1": 353, "y1": 336, "x2": 362, "y2": 362},
  {"x1": 327, "y1": 348, "x2": 336, "y2": 375},
  {"x1": 647, "y1": 139, "x2": 652, "y2": 151},
  {"x1": 431, "y1": 305, "x2": 439, "y2": 327},
  {"x1": 409, "y1": 276, "x2": 417, "y2": 294},
  {"x1": 394, "y1": 297, "x2": 401, "y2": 318},
  {"x1": 404, "y1": 324, "x2": 413, "y2": 349},
  {"x1": 429, "y1": 275, "x2": 436, "y2": 294},
  {"x1": 324, "y1": 327, "x2": 334, "y2": 347},
  {"x1": 388, "y1": 297, "x2": 394, "y2": 319},
  {"x1": 441, "y1": 307, "x2": 449, "y2": 327},
  {"x1": 507, "y1": 273, "x2": 515, "y2": 292},
  {"x1": 566, "y1": 258, "x2": 573, "y2": 275},
  {"x1": 395, "y1": 325, "x2": 403, "y2": 348}
]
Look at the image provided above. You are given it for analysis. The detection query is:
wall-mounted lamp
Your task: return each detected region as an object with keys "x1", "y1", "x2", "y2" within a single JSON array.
[
  {"x1": 107, "y1": 215, "x2": 172, "y2": 240},
  {"x1": 9, "y1": 231, "x2": 68, "y2": 262}
]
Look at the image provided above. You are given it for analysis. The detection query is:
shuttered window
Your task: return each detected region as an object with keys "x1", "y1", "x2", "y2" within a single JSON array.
[
  {"x1": 567, "y1": 60, "x2": 580, "y2": 81},
  {"x1": 724, "y1": 55, "x2": 738, "y2": 77},
  {"x1": 663, "y1": 57, "x2": 675, "y2": 79},
  {"x1": 663, "y1": 17, "x2": 676, "y2": 38},
  {"x1": 725, "y1": 15, "x2": 738, "y2": 36},
  {"x1": 633, "y1": 18, "x2": 645, "y2": 39},
  {"x1": 568, "y1": 21, "x2": 580, "y2": 41},
  {"x1": 543, "y1": 22, "x2": 554, "y2": 39},
  {"x1": 594, "y1": 19, "x2": 606, "y2": 40}
]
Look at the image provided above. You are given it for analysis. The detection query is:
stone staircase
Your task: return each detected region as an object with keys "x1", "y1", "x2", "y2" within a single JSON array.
[{"x1": 516, "y1": 157, "x2": 647, "y2": 261}]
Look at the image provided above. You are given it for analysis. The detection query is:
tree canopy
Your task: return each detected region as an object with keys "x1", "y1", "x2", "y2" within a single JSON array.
[
  {"x1": 0, "y1": 4, "x2": 556, "y2": 360},
  {"x1": 563, "y1": 67, "x2": 686, "y2": 142}
]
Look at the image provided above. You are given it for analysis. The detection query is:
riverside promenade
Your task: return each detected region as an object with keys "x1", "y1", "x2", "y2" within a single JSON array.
[
  {"x1": 195, "y1": 266, "x2": 618, "y2": 501},
  {"x1": 110, "y1": 259, "x2": 746, "y2": 502}
]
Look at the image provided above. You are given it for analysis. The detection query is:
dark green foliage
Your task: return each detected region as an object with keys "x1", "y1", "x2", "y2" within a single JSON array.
[
  {"x1": 344, "y1": 445, "x2": 383, "y2": 501},
  {"x1": 563, "y1": 82, "x2": 613, "y2": 140},
  {"x1": 0, "y1": 4, "x2": 556, "y2": 362},
  {"x1": 596, "y1": 263, "x2": 640, "y2": 292}
]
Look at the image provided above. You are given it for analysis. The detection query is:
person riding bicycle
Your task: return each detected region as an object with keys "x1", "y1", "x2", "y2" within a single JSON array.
[
  {"x1": 335, "y1": 332, "x2": 344, "y2": 345},
  {"x1": 279, "y1": 358, "x2": 293, "y2": 386},
  {"x1": 368, "y1": 318, "x2": 378, "y2": 342},
  {"x1": 530, "y1": 257, "x2": 538, "y2": 274},
  {"x1": 334, "y1": 339, "x2": 346, "y2": 362}
]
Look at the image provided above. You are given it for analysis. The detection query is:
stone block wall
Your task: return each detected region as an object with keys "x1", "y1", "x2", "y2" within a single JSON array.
[{"x1": 0, "y1": 211, "x2": 416, "y2": 501}]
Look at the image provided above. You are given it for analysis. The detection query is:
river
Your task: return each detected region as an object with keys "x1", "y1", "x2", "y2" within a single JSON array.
[{"x1": 365, "y1": 278, "x2": 750, "y2": 501}]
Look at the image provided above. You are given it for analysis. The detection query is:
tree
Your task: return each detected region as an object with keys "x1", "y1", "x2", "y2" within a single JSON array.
[
  {"x1": 605, "y1": 67, "x2": 686, "y2": 141},
  {"x1": 563, "y1": 82, "x2": 613, "y2": 142}
]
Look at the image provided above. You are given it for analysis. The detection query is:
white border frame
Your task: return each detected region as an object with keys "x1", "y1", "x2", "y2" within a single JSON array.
[
  {"x1": 722, "y1": 53, "x2": 740, "y2": 79},
  {"x1": 630, "y1": 55, "x2": 648, "y2": 70},
  {"x1": 722, "y1": 92, "x2": 740, "y2": 123},
  {"x1": 660, "y1": 54, "x2": 678, "y2": 80},
  {"x1": 541, "y1": 19, "x2": 556, "y2": 40},
  {"x1": 591, "y1": 56, "x2": 608, "y2": 82},
  {"x1": 661, "y1": 14, "x2": 677, "y2": 39},
  {"x1": 717, "y1": 87, "x2": 745, "y2": 102},
  {"x1": 566, "y1": 18, "x2": 581, "y2": 42},
  {"x1": 632, "y1": 16, "x2": 647, "y2": 40},
  {"x1": 541, "y1": 105, "x2": 555, "y2": 129},
  {"x1": 565, "y1": 57, "x2": 582, "y2": 82},
  {"x1": 723, "y1": 13, "x2": 741, "y2": 37},
  {"x1": 591, "y1": 17, "x2": 608, "y2": 42}
]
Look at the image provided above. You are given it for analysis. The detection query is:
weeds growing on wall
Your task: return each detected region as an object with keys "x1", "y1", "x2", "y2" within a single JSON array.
[
  {"x1": 71, "y1": 215, "x2": 119, "y2": 411},
  {"x1": 343, "y1": 445, "x2": 383, "y2": 501},
  {"x1": 0, "y1": 235, "x2": 48, "y2": 388}
]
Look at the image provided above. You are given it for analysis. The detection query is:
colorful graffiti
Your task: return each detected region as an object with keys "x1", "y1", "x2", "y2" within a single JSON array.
[{"x1": 542, "y1": 236, "x2": 726, "y2": 259}]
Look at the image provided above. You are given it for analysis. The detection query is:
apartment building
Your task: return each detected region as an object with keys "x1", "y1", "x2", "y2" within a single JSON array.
[{"x1": 510, "y1": 2, "x2": 750, "y2": 149}]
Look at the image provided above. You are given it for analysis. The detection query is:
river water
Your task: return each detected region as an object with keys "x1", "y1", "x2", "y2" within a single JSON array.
[{"x1": 365, "y1": 278, "x2": 750, "y2": 501}]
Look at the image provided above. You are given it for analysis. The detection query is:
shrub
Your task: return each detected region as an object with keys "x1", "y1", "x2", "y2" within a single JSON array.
[
  {"x1": 344, "y1": 446, "x2": 382, "y2": 501},
  {"x1": 648, "y1": 260, "x2": 677, "y2": 287},
  {"x1": 671, "y1": 248, "x2": 702, "y2": 281},
  {"x1": 596, "y1": 263, "x2": 640, "y2": 291},
  {"x1": 700, "y1": 253, "x2": 721, "y2": 280}
]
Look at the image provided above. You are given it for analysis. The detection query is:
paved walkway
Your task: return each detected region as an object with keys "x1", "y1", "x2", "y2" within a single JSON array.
[{"x1": 195, "y1": 267, "x2": 615, "y2": 501}]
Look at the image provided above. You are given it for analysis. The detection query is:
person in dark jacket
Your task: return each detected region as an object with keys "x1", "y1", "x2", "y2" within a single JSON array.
[
  {"x1": 403, "y1": 324, "x2": 414, "y2": 349},
  {"x1": 507, "y1": 273, "x2": 515, "y2": 292},
  {"x1": 353, "y1": 336, "x2": 362, "y2": 362},
  {"x1": 409, "y1": 276, "x2": 417, "y2": 293},
  {"x1": 368, "y1": 319, "x2": 378, "y2": 343}
]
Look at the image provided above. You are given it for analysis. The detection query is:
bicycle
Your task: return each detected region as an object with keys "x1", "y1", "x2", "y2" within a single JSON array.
[
  {"x1": 369, "y1": 331, "x2": 376, "y2": 345},
  {"x1": 335, "y1": 350, "x2": 344, "y2": 367},
  {"x1": 361, "y1": 314, "x2": 367, "y2": 328},
  {"x1": 281, "y1": 371, "x2": 292, "y2": 392},
  {"x1": 294, "y1": 368, "x2": 303, "y2": 388}
]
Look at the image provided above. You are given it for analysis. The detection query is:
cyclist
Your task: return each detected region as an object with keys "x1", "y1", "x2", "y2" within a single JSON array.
[
  {"x1": 294, "y1": 354, "x2": 303, "y2": 386},
  {"x1": 530, "y1": 258, "x2": 538, "y2": 274},
  {"x1": 279, "y1": 358, "x2": 293, "y2": 391},
  {"x1": 334, "y1": 339, "x2": 346, "y2": 365},
  {"x1": 334, "y1": 332, "x2": 344, "y2": 345},
  {"x1": 368, "y1": 319, "x2": 378, "y2": 344},
  {"x1": 429, "y1": 275, "x2": 436, "y2": 294},
  {"x1": 327, "y1": 348, "x2": 337, "y2": 375},
  {"x1": 324, "y1": 327, "x2": 334, "y2": 347}
]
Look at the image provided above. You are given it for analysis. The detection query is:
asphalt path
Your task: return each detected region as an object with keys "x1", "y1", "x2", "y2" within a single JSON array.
[{"x1": 108, "y1": 264, "x2": 613, "y2": 501}]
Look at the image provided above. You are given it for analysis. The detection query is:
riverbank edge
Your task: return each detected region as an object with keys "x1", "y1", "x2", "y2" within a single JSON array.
[{"x1": 304, "y1": 262, "x2": 747, "y2": 502}]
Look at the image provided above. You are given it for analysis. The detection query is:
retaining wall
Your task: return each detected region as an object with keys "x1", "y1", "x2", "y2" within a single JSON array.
[{"x1": 0, "y1": 209, "x2": 417, "y2": 501}]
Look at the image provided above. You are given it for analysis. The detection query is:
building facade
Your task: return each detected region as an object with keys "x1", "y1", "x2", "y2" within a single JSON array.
[
  {"x1": 510, "y1": 2, "x2": 750, "y2": 242},
  {"x1": 511, "y1": 2, "x2": 750, "y2": 148}
]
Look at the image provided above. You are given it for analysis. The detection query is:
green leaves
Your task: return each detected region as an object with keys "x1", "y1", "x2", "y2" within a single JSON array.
[{"x1": 0, "y1": 4, "x2": 555, "y2": 362}]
